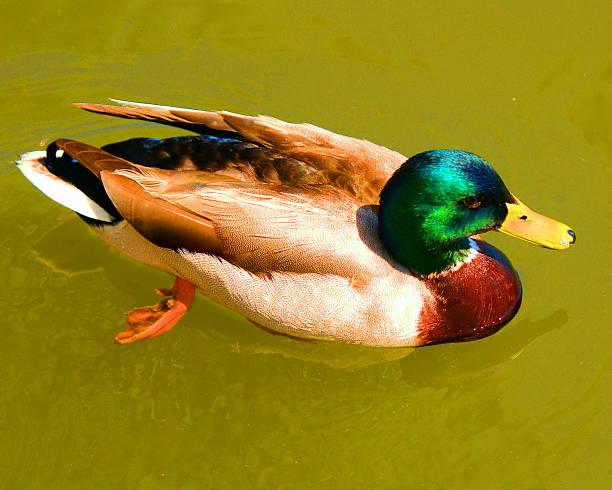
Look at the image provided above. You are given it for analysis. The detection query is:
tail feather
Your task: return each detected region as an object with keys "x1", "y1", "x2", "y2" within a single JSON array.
[{"x1": 16, "y1": 151, "x2": 116, "y2": 222}]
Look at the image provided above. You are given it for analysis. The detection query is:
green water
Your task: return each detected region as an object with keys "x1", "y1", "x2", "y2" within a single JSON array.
[{"x1": 1, "y1": 1, "x2": 610, "y2": 488}]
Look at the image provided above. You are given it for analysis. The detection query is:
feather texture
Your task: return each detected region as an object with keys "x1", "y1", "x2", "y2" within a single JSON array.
[{"x1": 76, "y1": 100, "x2": 408, "y2": 203}]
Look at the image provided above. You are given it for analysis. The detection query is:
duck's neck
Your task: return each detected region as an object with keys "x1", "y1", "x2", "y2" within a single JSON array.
[{"x1": 378, "y1": 206, "x2": 472, "y2": 276}]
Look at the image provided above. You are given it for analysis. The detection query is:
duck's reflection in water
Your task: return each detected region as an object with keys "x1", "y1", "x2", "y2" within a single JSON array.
[{"x1": 228, "y1": 310, "x2": 567, "y2": 378}]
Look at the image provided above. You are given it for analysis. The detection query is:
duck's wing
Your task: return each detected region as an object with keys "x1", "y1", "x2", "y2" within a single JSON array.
[
  {"x1": 58, "y1": 139, "x2": 389, "y2": 278},
  {"x1": 75, "y1": 100, "x2": 408, "y2": 203},
  {"x1": 75, "y1": 100, "x2": 240, "y2": 139},
  {"x1": 116, "y1": 168, "x2": 390, "y2": 277}
]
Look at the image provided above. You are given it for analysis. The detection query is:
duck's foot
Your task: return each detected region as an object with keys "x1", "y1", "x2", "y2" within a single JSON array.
[{"x1": 115, "y1": 277, "x2": 195, "y2": 344}]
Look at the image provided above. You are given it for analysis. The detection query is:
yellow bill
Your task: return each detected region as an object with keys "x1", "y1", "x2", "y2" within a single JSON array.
[{"x1": 498, "y1": 196, "x2": 575, "y2": 250}]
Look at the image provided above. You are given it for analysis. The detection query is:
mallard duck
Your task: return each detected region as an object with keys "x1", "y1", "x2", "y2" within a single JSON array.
[{"x1": 16, "y1": 100, "x2": 575, "y2": 346}]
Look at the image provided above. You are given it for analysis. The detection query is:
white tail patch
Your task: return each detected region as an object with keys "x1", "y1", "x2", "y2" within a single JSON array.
[{"x1": 16, "y1": 151, "x2": 114, "y2": 222}]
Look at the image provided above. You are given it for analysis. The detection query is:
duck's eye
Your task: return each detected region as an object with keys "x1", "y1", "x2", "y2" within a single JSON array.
[{"x1": 459, "y1": 196, "x2": 482, "y2": 209}]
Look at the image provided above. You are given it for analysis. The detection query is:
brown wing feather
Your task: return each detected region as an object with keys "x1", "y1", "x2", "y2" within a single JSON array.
[
  {"x1": 75, "y1": 100, "x2": 408, "y2": 204},
  {"x1": 218, "y1": 112, "x2": 406, "y2": 202},
  {"x1": 53, "y1": 138, "x2": 222, "y2": 253},
  {"x1": 100, "y1": 172, "x2": 222, "y2": 254},
  {"x1": 74, "y1": 102, "x2": 239, "y2": 138}
]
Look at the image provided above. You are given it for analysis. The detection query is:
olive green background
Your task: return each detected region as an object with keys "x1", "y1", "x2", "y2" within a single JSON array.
[{"x1": 1, "y1": 1, "x2": 609, "y2": 489}]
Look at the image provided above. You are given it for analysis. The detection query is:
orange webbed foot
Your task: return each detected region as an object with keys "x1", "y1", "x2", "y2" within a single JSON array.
[{"x1": 115, "y1": 277, "x2": 195, "y2": 344}]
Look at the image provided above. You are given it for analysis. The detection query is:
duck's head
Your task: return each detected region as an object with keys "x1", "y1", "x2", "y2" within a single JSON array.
[{"x1": 379, "y1": 150, "x2": 575, "y2": 276}]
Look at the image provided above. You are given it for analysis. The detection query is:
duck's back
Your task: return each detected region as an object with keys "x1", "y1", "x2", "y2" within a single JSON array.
[{"x1": 79, "y1": 100, "x2": 408, "y2": 204}]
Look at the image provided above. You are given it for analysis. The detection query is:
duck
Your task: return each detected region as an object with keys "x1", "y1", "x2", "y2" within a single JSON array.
[{"x1": 16, "y1": 99, "x2": 575, "y2": 347}]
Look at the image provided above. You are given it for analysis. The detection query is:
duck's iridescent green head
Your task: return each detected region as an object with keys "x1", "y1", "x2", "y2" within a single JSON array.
[{"x1": 379, "y1": 150, "x2": 574, "y2": 276}]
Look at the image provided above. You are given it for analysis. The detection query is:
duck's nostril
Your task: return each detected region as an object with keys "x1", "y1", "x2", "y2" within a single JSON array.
[{"x1": 567, "y1": 229, "x2": 576, "y2": 244}]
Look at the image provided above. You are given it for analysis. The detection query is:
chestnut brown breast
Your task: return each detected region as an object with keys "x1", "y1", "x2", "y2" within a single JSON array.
[{"x1": 418, "y1": 241, "x2": 522, "y2": 346}]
